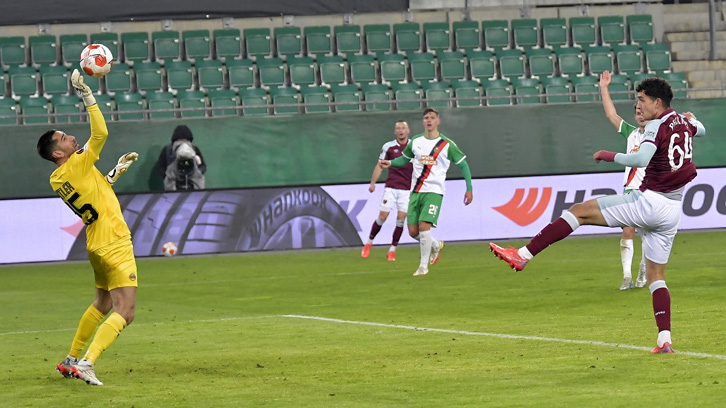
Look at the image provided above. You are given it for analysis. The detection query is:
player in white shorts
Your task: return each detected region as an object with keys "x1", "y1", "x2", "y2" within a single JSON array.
[
  {"x1": 361, "y1": 120, "x2": 413, "y2": 261},
  {"x1": 599, "y1": 70, "x2": 648, "y2": 290},
  {"x1": 490, "y1": 77, "x2": 706, "y2": 354}
]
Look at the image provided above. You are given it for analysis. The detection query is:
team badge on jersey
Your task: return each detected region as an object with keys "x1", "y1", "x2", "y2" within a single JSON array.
[{"x1": 129, "y1": 272, "x2": 136, "y2": 281}]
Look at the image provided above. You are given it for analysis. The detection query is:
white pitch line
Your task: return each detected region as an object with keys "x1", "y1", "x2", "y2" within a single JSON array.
[{"x1": 281, "y1": 314, "x2": 726, "y2": 361}]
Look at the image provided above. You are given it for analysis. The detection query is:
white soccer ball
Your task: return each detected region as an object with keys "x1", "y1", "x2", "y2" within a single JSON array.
[
  {"x1": 79, "y1": 44, "x2": 114, "y2": 77},
  {"x1": 162, "y1": 242, "x2": 178, "y2": 257}
]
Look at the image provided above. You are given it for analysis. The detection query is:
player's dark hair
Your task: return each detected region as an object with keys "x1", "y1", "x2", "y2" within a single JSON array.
[
  {"x1": 423, "y1": 108, "x2": 439, "y2": 117},
  {"x1": 396, "y1": 119, "x2": 407, "y2": 124},
  {"x1": 636, "y1": 77, "x2": 673, "y2": 108},
  {"x1": 37, "y1": 129, "x2": 58, "y2": 162}
]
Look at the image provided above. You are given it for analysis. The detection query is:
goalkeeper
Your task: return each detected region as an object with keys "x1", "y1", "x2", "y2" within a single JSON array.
[{"x1": 36, "y1": 69, "x2": 139, "y2": 386}]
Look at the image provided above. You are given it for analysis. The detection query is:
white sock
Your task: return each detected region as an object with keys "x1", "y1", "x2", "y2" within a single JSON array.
[
  {"x1": 518, "y1": 246, "x2": 533, "y2": 260},
  {"x1": 620, "y1": 239, "x2": 634, "y2": 278},
  {"x1": 657, "y1": 330, "x2": 672, "y2": 347},
  {"x1": 367, "y1": 239, "x2": 374, "y2": 245},
  {"x1": 389, "y1": 245, "x2": 396, "y2": 253},
  {"x1": 419, "y1": 231, "x2": 432, "y2": 268},
  {"x1": 411, "y1": 234, "x2": 420, "y2": 242}
]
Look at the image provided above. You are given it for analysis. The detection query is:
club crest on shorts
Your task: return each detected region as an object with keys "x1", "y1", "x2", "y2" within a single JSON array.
[
  {"x1": 129, "y1": 272, "x2": 136, "y2": 281},
  {"x1": 383, "y1": 199, "x2": 388, "y2": 204}
]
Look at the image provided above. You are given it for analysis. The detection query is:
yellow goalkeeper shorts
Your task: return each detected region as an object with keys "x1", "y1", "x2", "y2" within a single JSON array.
[{"x1": 88, "y1": 236, "x2": 138, "y2": 290}]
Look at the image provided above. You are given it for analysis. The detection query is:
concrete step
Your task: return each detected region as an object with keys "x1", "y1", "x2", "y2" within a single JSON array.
[
  {"x1": 665, "y1": 31, "x2": 726, "y2": 42},
  {"x1": 672, "y1": 59, "x2": 726, "y2": 71},
  {"x1": 664, "y1": 3, "x2": 709, "y2": 14},
  {"x1": 662, "y1": 14, "x2": 726, "y2": 32},
  {"x1": 687, "y1": 89, "x2": 726, "y2": 99},
  {"x1": 671, "y1": 48, "x2": 726, "y2": 61},
  {"x1": 689, "y1": 79, "x2": 725, "y2": 87},
  {"x1": 685, "y1": 70, "x2": 726, "y2": 82}
]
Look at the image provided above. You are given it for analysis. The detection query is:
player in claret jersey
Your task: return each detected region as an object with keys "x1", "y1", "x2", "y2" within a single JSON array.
[
  {"x1": 490, "y1": 77, "x2": 706, "y2": 354},
  {"x1": 380, "y1": 108, "x2": 473, "y2": 277},
  {"x1": 361, "y1": 120, "x2": 413, "y2": 261}
]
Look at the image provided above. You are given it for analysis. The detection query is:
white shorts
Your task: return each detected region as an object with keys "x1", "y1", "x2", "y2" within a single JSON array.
[
  {"x1": 379, "y1": 187, "x2": 410, "y2": 214},
  {"x1": 597, "y1": 190, "x2": 681, "y2": 264}
]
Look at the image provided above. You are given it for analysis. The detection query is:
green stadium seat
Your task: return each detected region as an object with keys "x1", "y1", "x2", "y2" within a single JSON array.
[
  {"x1": 165, "y1": 60, "x2": 194, "y2": 93},
  {"x1": 512, "y1": 77, "x2": 541, "y2": 104},
  {"x1": 540, "y1": 18, "x2": 568, "y2": 49},
  {"x1": 257, "y1": 57, "x2": 286, "y2": 88},
  {"x1": 556, "y1": 46, "x2": 585, "y2": 77},
  {"x1": 511, "y1": 19, "x2": 539, "y2": 50},
  {"x1": 482, "y1": 78, "x2": 511, "y2": 106},
  {"x1": 626, "y1": 15, "x2": 654, "y2": 45},
  {"x1": 482, "y1": 20, "x2": 510, "y2": 51},
  {"x1": 244, "y1": 28, "x2": 272, "y2": 59},
  {"x1": 152, "y1": 31, "x2": 181, "y2": 63},
  {"x1": 40, "y1": 64, "x2": 69, "y2": 97},
  {"x1": 51, "y1": 94, "x2": 83, "y2": 123},
  {"x1": 660, "y1": 72, "x2": 688, "y2": 98},
  {"x1": 408, "y1": 52, "x2": 437, "y2": 83},
  {"x1": 29, "y1": 35, "x2": 58, "y2": 67},
  {"x1": 422, "y1": 80, "x2": 452, "y2": 109},
  {"x1": 334, "y1": 25, "x2": 362, "y2": 56},
  {"x1": 240, "y1": 87, "x2": 269, "y2": 115},
  {"x1": 468, "y1": 49, "x2": 496, "y2": 82},
  {"x1": 207, "y1": 88, "x2": 239, "y2": 116},
  {"x1": 213, "y1": 29, "x2": 242, "y2": 61},
  {"x1": 378, "y1": 53, "x2": 407, "y2": 84},
  {"x1": 628, "y1": 72, "x2": 655, "y2": 89},
  {"x1": 288, "y1": 55, "x2": 317, "y2": 88},
  {"x1": 9, "y1": 66, "x2": 38, "y2": 98},
  {"x1": 395, "y1": 22, "x2": 423, "y2": 55},
  {"x1": 438, "y1": 51, "x2": 466, "y2": 82},
  {"x1": 642, "y1": 43, "x2": 671, "y2": 73},
  {"x1": 146, "y1": 90, "x2": 176, "y2": 120},
  {"x1": 226, "y1": 58, "x2": 256, "y2": 91},
  {"x1": 364, "y1": 24, "x2": 392, "y2": 55},
  {"x1": 0, "y1": 37, "x2": 27, "y2": 69},
  {"x1": 347, "y1": 54, "x2": 377, "y2": 84},
  {"x1": 177, "y1": 89, "x2": 207, "y2": 118},
  {"x1": 571, "y1": 75, "x2": 599, "y2": 102},
  {"x1": 104, "y1": 62, "x2": 133, "y2": 95},
  {"x1": 451, "y1": 79, "x2": 482, "y2": 107},
  {"x1": 93, "y1": 93, "x2": 114, "y2": 113},
  {"x1": 134, "y1": 61, "x2": 164, "y2": 94},
  {"x1": 304, "y1": 26, "x2": 332, "y2": 57},
  {"x1": 19, "y1": 96, "x2": 50, "y2": 124},
  {"x1": 612, "y1": 44, "x2": 643, "y2": 75},
  {"x1": 115, "y1": 92, "x2": 144, "y2": 121},
  {"x1": 318, "y1": 55, "x2": 347, "y2": 86},
  {"x1": 300, "y1": 85, "x2": 332, "y2": 113},
  {"x1": 195, "y1": 59, "x2": 225, "y2": 91},
  {"x1": 424, "y1": 22, "x2": 451, "y2": 53},
  {"x1": 569, "y1": 17, "x2": 597, "y2": 48},
  {"x1": 183, "y1": 30, "x2": 212, "y2": 62},
  {"x1": 274, "y1": 26, "x2": 303, "y2": 58},
  {"x1": 541, "y1": 76, "x2": 571, "y2": 103},
  {"x1": 608, "y1": 73, "x2": 631, "y2": 100},
  {"x1": 526, "y1": 48, "x2": 555, "y2": 79},
  {"x1": 330, "y1": 83, "x2": 361, "y2": 112},
  {"x1": 598, "y1": 16, "x2": 626, "y2": 46},
  {"x1": 90, "y1": 33, "x2": 119, "y2": 61},
  {"x1": 269, "y1": 86, "x2": 299, "y2": 115},
  {"x1": 0, "y1": 70, "x2": 5, "y2": 96},
  {"x1": 584, "y1": 45, "x2": 614, "y2": 75},
  {"x1": 453, "y1": 21, "x2": 480, "y2": 53},
  {"x1": 361, "y1": 82, "x2": 392, "y2": 111},
  {"x1": 60, "y1": 34, "x2": 87, "y2": 67},
  {"x1": 0, "y1": 97, "x2": 17, "y2": 125},
  {"x1": 121, "y1": 32, "x2": 150, "y2": 64},
  {"x1": 498, "y1": 48, "x2": 526, "y2": 79},
  {"x1": 391, "y1": 82, "x2": 422, "y2": 110}
]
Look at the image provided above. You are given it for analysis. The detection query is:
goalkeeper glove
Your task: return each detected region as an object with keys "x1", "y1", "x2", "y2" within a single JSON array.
[
  {"x1": 106, "y1": 152, "x2": 139, "y2": 184},
  {"x1": 71, "y1": 69, "x2": 97, "y2": 107},
  {"x1": 593, "y1": 150, "x2": 616, "y2": 163}
]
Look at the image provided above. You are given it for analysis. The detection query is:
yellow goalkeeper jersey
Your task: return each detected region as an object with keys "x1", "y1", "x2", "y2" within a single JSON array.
[{"x1": 50, "y1": 104, "x2": 130, "y2": 252}]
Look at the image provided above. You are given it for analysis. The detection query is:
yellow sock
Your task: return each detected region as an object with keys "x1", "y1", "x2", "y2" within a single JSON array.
[
  {"x1": 83, "y1": 312, "x2": 127, "y2": 364},
  {"x1": 69, "y1": 305, "x2": 106, "y2": 359}
]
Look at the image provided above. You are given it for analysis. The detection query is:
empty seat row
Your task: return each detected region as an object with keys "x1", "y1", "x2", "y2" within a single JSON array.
[
  {"x1": 0, "y1": 16, "x2": 654, "y2": 70},
  {"x1": 0, "y1": 71, "x2": 689, "y2": 125}
]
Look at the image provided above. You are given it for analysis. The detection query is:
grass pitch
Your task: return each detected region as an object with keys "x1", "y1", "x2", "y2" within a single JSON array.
[{"x1": 2, "y1": 231, "x2": 725, "y2": 407}]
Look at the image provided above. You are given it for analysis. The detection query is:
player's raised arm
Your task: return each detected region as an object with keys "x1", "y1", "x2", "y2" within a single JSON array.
[
  {"x1": 599, "y1": 71, "x2": 624, "y2": 130},
  {"x1": 71, "y1": 69, "x2": 108, "y2": 160}
]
